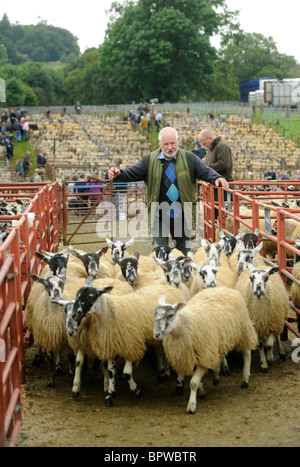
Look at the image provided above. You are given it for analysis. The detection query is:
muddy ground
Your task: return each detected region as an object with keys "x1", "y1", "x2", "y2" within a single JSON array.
[{"x1": 17, "y1": 236, "x2": 300, "y2": 448}]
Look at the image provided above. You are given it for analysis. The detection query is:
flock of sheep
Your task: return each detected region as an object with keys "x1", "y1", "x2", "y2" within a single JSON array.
[{"x1": 24, "y1": 231, "x2": 291, "y2": 415}]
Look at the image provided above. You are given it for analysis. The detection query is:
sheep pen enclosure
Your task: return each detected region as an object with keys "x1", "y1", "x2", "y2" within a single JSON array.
[{"x1": 18, "y1": 236, "x2": 300, "y2": 448}]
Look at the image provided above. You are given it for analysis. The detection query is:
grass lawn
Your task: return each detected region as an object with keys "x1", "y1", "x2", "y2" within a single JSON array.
[
  {"x1": 254, "y1": 109, "x2": 300, "y2": 147},
  {"x1": 9, "y1": 133, "x2": 37, "y2": 179}
]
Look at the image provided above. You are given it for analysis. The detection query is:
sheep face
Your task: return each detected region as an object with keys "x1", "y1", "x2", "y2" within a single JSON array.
[
  {"x1": 201, "y1": 239, "x2": 222, "y2": 263},
  {"x1": 152, "y1": 239, "x2": 176, "y2": 261},
  {"x1": 35, "y1": 249, "x2": 70, "y2": 277},
  {"x1": 52, "y1": 299, "x2": 77, "y2": 336},
  {"x1": 118, "y1": 254, "x2": 139, "y2": 285},
  {"x1": 237, "y1": 241, "x2": 263, "y2": 275},
  {"x1": 197, "y1": 264, "x2": 217, "y2": 288},
  {"x1": 71, "y1": 286, "x2": 113, "y2": 322},
  {"x1": 154, "y1": 257, "x2": 184, "y2": 287},
  {"x1": 153, "y1": 295, "x2": 185, "y2": 340},
  {"x1": 106, "y1": 238, "x2": 135, "y2": 264},
  {"x1": 176, "y1": 255, "x2": 193, "y2": 282},
  {"x1": 72, "y1": 246, "x2": 109, "y2": 279},
  {"x1": 30, "y1": 274, "x2": 65, "y2": 301},
  {"x1": 248, "y1": 266, "x2": 279, "y2": 299}
]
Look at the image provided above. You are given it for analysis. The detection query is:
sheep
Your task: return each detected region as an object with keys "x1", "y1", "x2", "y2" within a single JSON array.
[
  {"x1": 153, "y1": 256, "x2": 192, "y2": 302},
  {"x1": 68, "y1": 283, "x2": 186, "y2": 407},
  {"x1": 153, "y1": 288, "x2": 258, "y2": 414},
  {"x1": 105, "y1": 237, "x2": 135, "y2": 264},
  {"x1": 152, "y1": 239, "x2": 177, "y2": 261},
  {"x1": 229, "y1": 240, "x2": 265, "y2": 275},
  {"x1": 25, "y1": 273, "x2": 74, "y2": 385},
  {"x1": 114, "y1": 252, "x2": 162, "y2": 289},
  {"x1": 67, "y1": 245, "x2": 113, "y2": 279},
  {"x1": 235, "y1": 264, "x2": 289, "y2": 372},
  {"x1": 189, "y1": 260, "x2": 237, "y2": 297},
  {"x1": 193, "y1": 239, "x2": 229, "y2": 267},
  {"x1": 53, "y1": 277, "x2": 134, "y2": 398},
  {"x1": 34, "y1": 248, "x2": 71, "y2": 277}
]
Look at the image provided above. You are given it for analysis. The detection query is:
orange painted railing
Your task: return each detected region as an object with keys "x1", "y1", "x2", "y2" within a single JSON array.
[
  {"x1": 198, "y1": 179, "x2": 300, "y2": 340},
  {"x1": 0, "y1": 182, "x2": 63, "y2": 447}
]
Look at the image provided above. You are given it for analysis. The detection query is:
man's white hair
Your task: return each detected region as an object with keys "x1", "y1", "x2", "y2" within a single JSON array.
[{"x1": 158, "y1": 127, "x2": 179, "y2": 142}]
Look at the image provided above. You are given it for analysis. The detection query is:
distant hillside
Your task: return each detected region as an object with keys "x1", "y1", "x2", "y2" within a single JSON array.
[{"x1": 0, "y1": 13, "x2": 80, "y2": 65}]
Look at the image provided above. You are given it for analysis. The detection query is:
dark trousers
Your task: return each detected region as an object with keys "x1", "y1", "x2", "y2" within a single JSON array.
[{"x1": 151, "y1": 212, "x2": 191, "y2": 256}]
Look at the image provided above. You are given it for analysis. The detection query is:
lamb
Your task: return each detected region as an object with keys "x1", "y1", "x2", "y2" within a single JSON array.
[
  {"x1": 193, "y1": 239, "x2": 229, "y2": 267},
  {"x1": 153, "y1": 288, "x2": 258, "y2": 414},
  {"x1": 115, "y1": 253, "x2": 162, "y2": 290},
  {"x1": 105, "y1": 237, "x2": 135, "y2": 264},
  {"x1": 153, "y1": 256, "x2": 192, "y2": 302},
  {"x1": 189, "y1": 260, "x2": 237, "y2": 296},
  {"x1": 229, "y1": 240, "x2": 265, "y2": 275},
  {"x1": 235, "y1": 264, "x2": 289, "y2": 372},
  {"x1": 25, "y1": 273, "x2": 74, "y2": 385},
  {"x1": 68, "y1": 283, "x2": 186, "y2": 407},
  {"x1": 67, "y1": 245, "x2": 113, "y2": 279},
  {"x1": 53, "y1": 277, "x2": 134, "y2": 398}
]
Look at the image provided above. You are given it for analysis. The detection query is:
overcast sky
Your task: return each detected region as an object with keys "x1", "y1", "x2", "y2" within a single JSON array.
[{"x1": 1, "y1": 0, "x2": 299, "y2": 63}]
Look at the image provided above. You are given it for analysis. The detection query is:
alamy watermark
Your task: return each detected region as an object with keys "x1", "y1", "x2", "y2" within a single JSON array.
[
  {"x1": 291, "y1": 338, "x2": 300, "y2": 363},
  {"x1": 93, "y1": 199, "x2": 201, "y2": 239}
]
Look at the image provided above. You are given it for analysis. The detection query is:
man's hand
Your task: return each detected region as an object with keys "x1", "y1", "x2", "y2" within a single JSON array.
[
  {"x1": 215, "y1": 177, "x2": 229, "y2": 190},
  {"x1": 108, "y1": 167, "x2": 120, "y2": 179}
]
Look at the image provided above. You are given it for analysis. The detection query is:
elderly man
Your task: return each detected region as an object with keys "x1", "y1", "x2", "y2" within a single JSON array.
[{"x1": 109, "y1": 126, "x2": 228, "y2": 255}]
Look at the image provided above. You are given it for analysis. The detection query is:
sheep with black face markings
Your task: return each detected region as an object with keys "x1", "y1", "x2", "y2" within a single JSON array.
[
  {"x1": 189, "y1": 260, "x2": 237, "y2": 296},
  {"x1": 153, "y1": 288, "x2": 258, "y2": 414},
  {"x1": 68, "y1": 283, "x2": 186, "y2": 407},
  {"x1": 235, "y1": 264, "x2": 289, "y2": 372},
  {"x1": 115, "y1": 252, "x2": 162, "y2": 290}
]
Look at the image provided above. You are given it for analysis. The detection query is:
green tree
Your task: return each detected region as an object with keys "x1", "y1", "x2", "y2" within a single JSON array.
[
  {"x1": 221, "y1": 32, "x2": 297, "y2": 82},
  {"x1": 99, "y1": 0, "x2": 227, "y2": 103},
  {"x1": 5, "y1": 76, "x2": 26, "y2": 106}
]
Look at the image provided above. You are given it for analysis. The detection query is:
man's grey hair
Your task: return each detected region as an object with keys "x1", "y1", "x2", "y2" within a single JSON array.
[{"x1": 158, "y1": 127, "x2": 179, "y2": 142}]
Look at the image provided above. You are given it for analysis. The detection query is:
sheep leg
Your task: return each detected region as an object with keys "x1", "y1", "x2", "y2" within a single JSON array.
[
  {"x1": 221, "y1": 355, "x2": 230, "y2": 376},
  {"x1": 105, "y1": 359, "x2": 117, "y2": 407},
  {"x1": 275, "y1": 334, "x2": 286, "y2": 361},
  {"x1": 175, "y1": 374, "x2": 185, "y2": 395},
  {"x1": 154, "y1": 345, "x2": 171, "y2": 383},
  {"x1": 72, "y1": 350, "x2": 84, "y2": 398},
  {"x1": 123, "y1": 361, "x2": 141, "y2": 397},
  {"x1": 213, "y1": 362, "x2": 221, "y2": 386},
  {"x1": 266, "y1": 334, "x2": 275, "y2": 366},
  {"x1": 102, "y1": 361, "x2": 109, "y2": 394},
  {"x1": 258, "y1": 339, "x2": 269, "y2": 373},
  {"x1": 55, "y1": 353, "x2": 63, "y2": 375},
  {"x1": 67, "y1": 353, "x2": 75, "y2": 384},
  {"x1": 46, "y1": 351, "x2": 56, "y2": 388},
  {"x1": 32, "y1": 346, "x2": 46, "y2": 366},
  {"x1": 240, "y1": 349, "x2": 251, "y2": 388},
  {"x1": 186, "y1": 366, "x2": 207, "y2": 415}
]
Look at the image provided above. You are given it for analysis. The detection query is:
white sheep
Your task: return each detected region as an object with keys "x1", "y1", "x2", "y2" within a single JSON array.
[
  {"x1": 153, "y1": 288, "x2": 258, "y2": 414},
  {"x1": 26, "y1": 273, "x2": 74, "y2": 386},
  {"x1": 68, "y1": 283, "x2": 186, "y2": 407},
  {"x1": 189, "y1": 261, "x2": 237, "y2": 297},
  {"x1": 67, "y1": 245, "x2": 113, "y2": 279},
  {"x1": 105, "y1": 237, "x2": 135, "y2": 264},
  {"x1": 115, "y1": 252, "x2": 163, "y2": 290},
  {"x1": 153, "y1": 256, "x2": 192, "y2": 302},
  {"x1": 229, "y1": 240, "x2": 265, "y2": 275},
  {"x1": 193, "y1": 239, "x2": 229, "y2": 267},
  {"x1": 235, "y1": 264, "x2": 289, "y2": 372}
]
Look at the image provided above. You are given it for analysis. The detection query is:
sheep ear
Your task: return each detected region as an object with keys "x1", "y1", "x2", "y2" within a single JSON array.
[
  {"x1": 153, "y1": 256, "x2": 163, "y2": 267},
  {"x1": 201, "y1": 239, "x2": 208, "y2": 248},
  {"x1": 30, "y1": 274, "x2": 44, "y2": 283},
  {"x1": 187, "y1": 251, "x2": 194, "y2": 260},
  {"x1": 51, "y1": 299, "x2": 70, "y2": 307},
  {"x1": 170, "y1": 239, "x2": 177, "y2": 249},
  {"x1": 190, "y1": 262, "x2": 200, "y2": 272},
  {"x1": 175, "y1": 302, "x2": 186, "y2": 312},
  {"x1": 158, "y1": 294, "x2": 166, "y2": 305},
  {"x1": 269, "y1": 266, "x2": 279, "y2": 275},
  {"x1": 35, "y1": 251, "x2": 49, "y2": 264},
  {"x1": 98, "y1": 286, "x2": 114, "y2": 295},
  {"x1": 219, "y1": 230, "x2": 225, "y2": 239},
  {"x1": 126, "y1": 238, "x2": 135, "y2": 247},
  {"x1": 295, "y1": 237, "x2": 300, "y2": 247},
  {"x1": 237, "y1": 239, "x2": 245, "y2": 251},
  {"x1": 106, "y1": 237, "x2": 113, "y2": 246},
  {"x1": 71, "y1": 248, "x2": 82, "y2": 258},
  {"x1": 254, "y1": 242, "x2": 263, "y2": 253},
  {"x1": 152, "y1": 240, "x2": 159, "y2": 249},
  {"x1": 97, "y1": 246, "x2": 109, "y2": 256},
  {"x1": 134, "y1": 251, "x2": 140, "y2": 261},
  {"x1": 247, "y1": 263, "x2": 255, "y2": 271}
]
